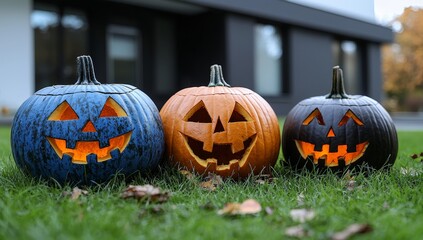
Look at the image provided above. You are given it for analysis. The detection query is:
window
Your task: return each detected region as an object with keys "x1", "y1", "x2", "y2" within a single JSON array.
[
  {"x1": 333, "y1": 40, "x2": 364, "y2": 94},
  {"x1": 107, "y1": 25, "x2": 140, "y2": 86},
  {"x1": 254, "y1": 23, "x2": 284, "y2": 96},
  {"x1": 32, "y1": 4, "x2": 88, "y2": 89}
]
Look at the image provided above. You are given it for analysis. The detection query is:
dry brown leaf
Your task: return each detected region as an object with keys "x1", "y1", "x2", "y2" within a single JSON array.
[
  {"x1": 218, "y1": 199, "x2": 262, "y2": 215},
  {"x1": 290, "y1": 208, "x2": 315, "y2": 223},
  {"x1": 239, "y1": 199, "x2": 262, "y2": 214},
  {"x1": 331, "y1": 223, "x2": 372, "y2": 240},
  {"x1": 200, "y1": 180, "x2": 217, "y2": 191},
  {"x1": 179, "y1": 170, "x2": 195, "y2": 180},
  {"x1": 254, "y1": 174, "x2": 276, "y2": 184},
  {"x1": 121, "y1": 184, "x2": 170, "y2": 203},
  {"x1": 285, "y1": 225, "x2": 308, "y2": 238},
  {"x1": 200, "y1": 173, "x2": 223, "y2": 191},
  {"x1": 62, "y1": 187, "x2": 88, "y2": 201},
  {"x1": 410, "y1": 153, "x2": 418, "y2": 159},
  {"x1": 346, "y1": 179, "x2": 357, "y2": 191},
  {"x1": 342, "y1": 171, "x2": 360, "y2": 191}
]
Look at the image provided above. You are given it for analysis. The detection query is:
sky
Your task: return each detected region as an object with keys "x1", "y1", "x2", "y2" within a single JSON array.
[{"x1": 374, "y1": 0, "x2": 423, "y2": 25}]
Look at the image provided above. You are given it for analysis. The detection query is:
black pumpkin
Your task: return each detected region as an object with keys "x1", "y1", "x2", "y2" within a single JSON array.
[{"x1": 282, "y1": 66, "x2": 398, "y2": 171}]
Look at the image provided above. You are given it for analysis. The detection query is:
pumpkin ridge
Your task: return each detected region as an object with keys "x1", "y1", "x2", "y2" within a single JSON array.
[{"x1": 35, "y1": 85, "x2": 138, "y2": 96}]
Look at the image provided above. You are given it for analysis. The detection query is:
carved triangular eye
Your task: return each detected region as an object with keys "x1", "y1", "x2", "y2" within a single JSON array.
[
  {"x1": 229, "y1": 102, "x2": 250, "y2": 122},
  {"x1": 303, "y1": 108, "x2": 325, "y2": 125},
  {"x1": 185, "y1": 100, "x2": 212, "y2": 123},
  {"x1": 48, "y1": 101, "x2": 79, "y2": 121},
  {"x1": 99, "y1": 97, "x2": 127, "y2": 118},
  {"x1": 338, "y1": 109, "x2": 364, "y2": 126}
]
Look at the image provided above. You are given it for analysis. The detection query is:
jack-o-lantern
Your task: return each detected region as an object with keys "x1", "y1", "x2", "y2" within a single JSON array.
[
  {"x1": 160, "y1": 65, "x2": 281, "y2": 178},
  {"x1": 11, "y1": 55, "x2": 164, "y2": 185},
  {"x1": 282, "y1": 66, "x2": 398, "y2": 171}
]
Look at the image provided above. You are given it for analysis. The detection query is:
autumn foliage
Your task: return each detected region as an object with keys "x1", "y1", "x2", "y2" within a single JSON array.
[{"x1": 383, "y1": 7, "x2": 423, "y2": 111}]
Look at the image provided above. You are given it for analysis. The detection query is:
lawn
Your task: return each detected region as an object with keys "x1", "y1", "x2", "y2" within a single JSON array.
[{"x1": 0, "y1": 125, "x2": 422, "y2": 240}]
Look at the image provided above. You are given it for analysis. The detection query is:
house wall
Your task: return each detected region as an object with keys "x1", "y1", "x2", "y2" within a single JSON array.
[
  {"x1": 0, "y1": 0, "x2": 33, "y2": 112},
  {"x1": 366, "y1": 43, "x2": 383, "y2": 101},
  {"x1": 288, "y1": 28, "x2": 333, "y2": 109},
  {"x1": 225, "y1": 14, "x2": 255, "y2": 89}
]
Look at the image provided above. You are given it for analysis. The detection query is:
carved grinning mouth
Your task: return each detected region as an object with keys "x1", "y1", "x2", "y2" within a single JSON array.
[
  {"x1": 47, "y1": 131, "x2": 132, "y2": 164},
  {"x1": 295, "y1": 140, "x2": 369, "y2": 167},
  {"x1": 182, "y1": 134, "x2": 257, "y2": 171}
]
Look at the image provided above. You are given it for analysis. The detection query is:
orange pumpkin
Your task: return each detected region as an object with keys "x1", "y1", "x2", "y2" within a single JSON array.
[{"x1": 160, "y1": 65, "x2": 281, "y2": 178}]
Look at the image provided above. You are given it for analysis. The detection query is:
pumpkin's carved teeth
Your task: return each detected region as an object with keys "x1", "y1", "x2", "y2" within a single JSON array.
[
  {"x1": 47, "y1": 131, "x2": 132, "y2": 164},
  {"x1": 295, "y1": 140, "x2": 369, "y2": 167},
  {"x1": 183, "y1": 134, "x2": 257, "y2": 170}
]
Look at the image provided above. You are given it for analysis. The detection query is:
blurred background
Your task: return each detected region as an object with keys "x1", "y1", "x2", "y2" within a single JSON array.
[{"x1": 0, "y1": 0, "x2": 422, "y2": 128}]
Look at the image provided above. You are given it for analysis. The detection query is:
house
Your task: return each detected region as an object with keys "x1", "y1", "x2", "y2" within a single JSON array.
[{"x1": 0, "y1": 0, "x2": 393, "y2": 119}]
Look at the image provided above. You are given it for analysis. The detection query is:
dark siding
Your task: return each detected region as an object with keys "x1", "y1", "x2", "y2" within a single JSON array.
[
  {"x1": 177, "y1": 12, "x2": 226, "y2": 89},
  {"x1": 288, "y1": 28, "x2": 333, "y2": 109},
  {"x1": 225, "y1": 14, "x2": 254, "y2": 88}
]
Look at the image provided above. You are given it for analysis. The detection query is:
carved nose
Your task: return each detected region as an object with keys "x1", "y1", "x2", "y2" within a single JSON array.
[
  {"x1": 82, "y1": 120, "x2": 97, "y2": 132},
  {"x1": 213, "y1": 117, "x2": 225, "y2": 133},
  {"x1": 327, "y1": 127, "x2": 335, "y2": 138}
]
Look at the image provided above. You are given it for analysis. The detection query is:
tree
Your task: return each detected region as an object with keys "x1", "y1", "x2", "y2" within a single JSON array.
[{"x1": 383, "y1": 7, "x2": 423, "y2": 111}]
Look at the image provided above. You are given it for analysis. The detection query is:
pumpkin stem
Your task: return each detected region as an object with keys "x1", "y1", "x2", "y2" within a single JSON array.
[
  {"x1": 208, "y1": 64, "x2": 230, "y2": 87},
  {"x1": 326, "y1": 66, "x2": 349, "y2": 99},
  {"x1": 75, "y1": 55, "x2": 101, "y2": 85}
]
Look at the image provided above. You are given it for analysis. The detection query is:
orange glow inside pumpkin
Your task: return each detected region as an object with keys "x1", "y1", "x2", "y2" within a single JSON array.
[
  {"x1": 99, "y1": 97, "x2": 128, "y2": 117},
  {"x1": 295, "y1": 140, "x2": 369, "y2": 166},
  {"x1": 296, "y1": 108, "x2": 368, "y2": 167},
  {"x1": 47, "y1": 131, "x2": 132, "y2": 164},
  {"x1": 48, "y1": 101, "x2": 79, "y2": 121},
  {"x1": 47, "y1": 97, "x2": 131, "y2": 164}
]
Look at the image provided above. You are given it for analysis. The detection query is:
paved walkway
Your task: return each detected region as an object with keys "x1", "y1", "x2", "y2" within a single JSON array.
[{"x1": 391, "y1": 112, "x2": 423, "y2": 131}]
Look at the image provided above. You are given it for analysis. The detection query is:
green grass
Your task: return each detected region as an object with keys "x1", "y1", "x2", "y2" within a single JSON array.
[{"x1": 1, "y1": 126, "x2": 422, "y2": 240}]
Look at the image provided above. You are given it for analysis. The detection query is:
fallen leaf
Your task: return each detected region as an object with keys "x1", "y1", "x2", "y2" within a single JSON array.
[
  {"x1": 218, "y1": 199, "x2": 262, "y2": 215},
  {"x1": 179, "y1": 170, "x2": 195, "y2": 180},
  {"x1": 290, "y1": 208, "x2": 315, "y2": 223},
  {"x1": 200, "y1": 180, "x2": 217, "y2": 191},
  {"x1": 121, "y1": 184, "x2": 170, "y2": 203},
  {"x1": 254, "y1": 173, "x2": 276, "y2": 184},
  {"x1": 240, "y1": 199, "x2": 262, "y2": 214},
  {"x1": 200, "y1": 173, "x2": 223, "y2": 191},
  {"x1": 285, "y1": 225, "x2": 308, "y2": 238},
  {"x1": 62, "y1": 187, "x2": 88, "y2": 201},
  {"x1": 420, "y1": 152, "x2": 423, "y2": 157},
  {"x1": 346, "y1": 179, "x2": 357, "y2": 191},
  {"x1": 331, "y1": 223, "x2": 372, "y2": 240},
  {"x1": 410, "y1": 154, "x2": 418, "y2": 159}
]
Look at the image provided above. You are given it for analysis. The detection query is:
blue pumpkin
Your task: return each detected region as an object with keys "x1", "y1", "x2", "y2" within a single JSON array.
[{"x1": 11, "y1": 55, "x2": 164, "y2": 185}]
